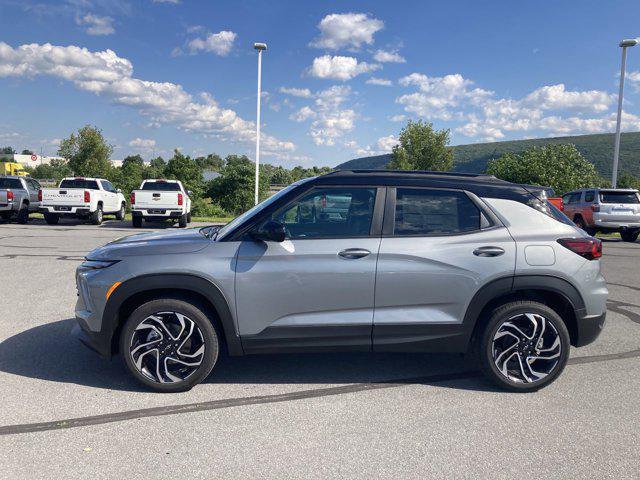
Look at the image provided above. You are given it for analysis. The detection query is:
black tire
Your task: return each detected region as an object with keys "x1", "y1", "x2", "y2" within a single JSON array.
[
  {"x1": 187, "y1": 212, "x2": 192, "y2": 223},
  {"x1": 120, "y1": 298, "x2": 219, "y2": 393},
  {"x1": 178, "y1": 213, "x2": 188, "y2": 228},
  {"x1": 620, "y1": 229, "x2": 639, "y2": 243},
  {"x1": 132, "y1": 216, "x2": 143, "y2": 228},
  {"x1": 90, "y1": 206, "x2": 103, "y2": 225},
  {"x1": 16, "y1": 204, "x2": 29, "y2": 224},
  {"x1": 115, "y1": 203, "x2": 126, "y2": 221},
  {"x1": 44, "y1": 212, "x2": 59, "y2": 225},
  {"x1": 478, "y1": 301, "x2": 570, "y2": 392}
]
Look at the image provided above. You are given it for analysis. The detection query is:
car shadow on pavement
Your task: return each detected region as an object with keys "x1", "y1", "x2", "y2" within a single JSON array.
[{"x1": 0, "y1": 319, "x2": 498, "y2": 393}]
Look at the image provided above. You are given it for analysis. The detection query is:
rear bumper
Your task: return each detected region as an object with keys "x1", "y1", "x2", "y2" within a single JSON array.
[
  {"x1": 593, "y1": 218, "x2": 640, "y2": 230},
  {"x1": 132, "y1": 209, "x2": 183, "y2": 219},
  {"x1": 574, "y1": 310, "x2": 606, "y2": 347},
  {"x1": 0, "y1": 203, "x2": 17, "y2": 213},
  {"x1": 40, "y1": 206, "x2": 90, "y2": 216}
]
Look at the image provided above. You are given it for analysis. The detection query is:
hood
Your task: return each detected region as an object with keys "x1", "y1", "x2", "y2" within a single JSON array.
[{"x1": 88, "y1": 228, "x2": 211, "y2": 259}]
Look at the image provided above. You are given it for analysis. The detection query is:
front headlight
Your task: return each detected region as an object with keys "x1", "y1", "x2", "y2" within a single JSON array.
[{"x1": 80, "y1": 259, "x2": 120, "y2": 270}]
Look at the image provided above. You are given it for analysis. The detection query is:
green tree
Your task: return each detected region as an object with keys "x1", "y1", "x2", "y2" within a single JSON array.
[
  {"x1": 57, "y1": 125, "x2": 113, "y2": 177},
  {"x1": 195, "y1": 153, "x2": 224, "y2": 171},
  {"x1": 149, "y1": 156, "x2": 166, "y2": 169},
  {"x1": 224, "y1": 154, "x2": 252, "y2": 168},
  {"x1": 207, "y1": 161, "x2": 269, "y2": 214},
  {"x1": 31, "y1": 158, "x2": 73, "y2": 181},
  {"x1": 486, "y1": 144, "x2": 600, "y2": 195},
  {"x1": 1, "y1": 147, "x2": 16, "y2": 155},
  {"x1": 616, "y1": 172, "x2": 640, "y2": 190},
  {"x1": 387, "y1": 120, "x2": 454, "y2": 171},
  {"x1": 21, "y1": 149, "x2": 34, "y2": 155},
  {"x1": 269, "y1": 166, "x2": 293, "y2": 185},
  {"x1": 164, "y1": 149, "x2": 204, "y2": 198}
]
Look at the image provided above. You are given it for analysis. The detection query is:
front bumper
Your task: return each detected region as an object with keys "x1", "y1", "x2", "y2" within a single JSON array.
[
  {"x1": 574, "y1": 310, "x2": 606, "y2": 347},
  {"x1": 72, "y1": 321, "x2": 112, "y2": 358}
]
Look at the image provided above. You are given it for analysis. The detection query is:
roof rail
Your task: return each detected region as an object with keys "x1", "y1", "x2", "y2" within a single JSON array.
[{"x1": 327, "y1": 169, "x2": 498, "y2": 179}]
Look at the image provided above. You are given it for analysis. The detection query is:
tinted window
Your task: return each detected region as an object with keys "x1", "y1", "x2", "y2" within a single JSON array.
[
  {"x1": 0, "y1": 178, "x2": 22, "y2": 189},
  {"x1": 568, "y1": 192, "x2": 582, "y2": 204},
  {"x1": 584, "y1": 191, "x2": 595, "y2": 202},
  {"x1": 272, "y1": 187, "x2": 376, "y2": 239},
  {"x1": 142, "y1": 182, "x2": 181, "y2": 191},
  {"x1": 59, "y1": 179, "x2": 99, "y2": 190},
  {"x1": 600, "y1": 191, "x2": 640, "y2": 204},
  {"x1": 394, "y1": 189, "x2": 480, "y2": 235},
  {"x1": 101, "y1": 180, "x2": 116, "y2": 193}
]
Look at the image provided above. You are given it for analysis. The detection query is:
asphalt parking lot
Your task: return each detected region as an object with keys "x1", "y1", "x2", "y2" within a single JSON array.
[{"x1": 0, "y1": 219, "x2": 639, "y2": 479}]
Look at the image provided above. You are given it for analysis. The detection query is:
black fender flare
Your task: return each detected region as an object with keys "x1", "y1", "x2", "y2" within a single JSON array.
[
  {"x1": 462, "y1": 274, "x2": 586, "y2": 341},
  {"x1": 103, "y1": 273, "x2": 243, "y2": 356}
]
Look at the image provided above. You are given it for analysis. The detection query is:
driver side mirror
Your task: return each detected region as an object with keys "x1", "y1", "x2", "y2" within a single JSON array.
[
  {"x1": 251, "y1": 220, "x2": 286, "y2": 243},
  {"x1": 187, "y1": 190, "x2": 193, "y2": 197},
  {"x1": 117, "y1": 189, "x2": 122, "y2": 194}
]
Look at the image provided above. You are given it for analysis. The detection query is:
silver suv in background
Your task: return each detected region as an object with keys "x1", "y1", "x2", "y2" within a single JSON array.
[
  {"x1": 73, "y1": 170, "x2": 608, "y2": 393},
  {"x1": 562, "y1": 188, "x2": 640, "y2": 242},
  {"x1": 0, "y1": 176, "x2": 41, "y2": 224}
]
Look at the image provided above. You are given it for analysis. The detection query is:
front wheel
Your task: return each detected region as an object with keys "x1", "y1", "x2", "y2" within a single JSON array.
[
  {"x1": 621, "y1": 229, "x2": 639, "y2": 243},
  {"x1": 478, "y1": 301, "x2": 570, "y2": 392},
  {"x1": 44, "y1": 212, "x2": 59, "y2": 225},
  {"x1": 120, "y1": 298, "x2": 219, "y2": 392},
  {"x1": 115, "y1": 204, "x2": 126, "y2": 221},
  {"x1": 16, "y1": 204, "x2": 29, "y2": 224},
  {"x1": 132, "y1": 216, "x2": 143, "y2": 228}
]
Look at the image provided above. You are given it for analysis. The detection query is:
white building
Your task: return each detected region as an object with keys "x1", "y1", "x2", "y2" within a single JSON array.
[{"x1": 1, "y1": 153, "x2": 123, "y2": 168}]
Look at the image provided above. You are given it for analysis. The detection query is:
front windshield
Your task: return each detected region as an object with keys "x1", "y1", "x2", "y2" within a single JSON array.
[{"x1": 215, "y1": 178, "x2": 314, "y2": 239}]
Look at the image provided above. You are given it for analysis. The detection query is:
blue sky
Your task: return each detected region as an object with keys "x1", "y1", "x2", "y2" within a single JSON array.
[{"x1": 1, "y1": 0, "x2": 640, "y2": 167}]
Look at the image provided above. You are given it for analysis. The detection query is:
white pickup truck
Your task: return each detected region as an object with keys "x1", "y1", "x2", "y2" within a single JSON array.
[
  {"x1": 40, "y1": 177, "x2": 126, "y2": 225},
  {"x1": 130, "y1": 179, "x2": 192, "y2": 228}
]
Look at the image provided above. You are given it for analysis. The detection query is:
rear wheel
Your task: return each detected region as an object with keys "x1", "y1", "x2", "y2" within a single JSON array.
[
  {"x1": 620, "y1": 229, "x2": 639, "y2": 243},
  {"x1": 16, "y1": 204, "x2": 29, "y2": 224},
  {"x1": 91, "y1": 206, "x2": 103, "y2": 225},
  {"x1": 120, "y1": 298, "x2": 219, "y2": 392},
  {"x1": 178, "y1": 213, "x2": 188, "y2": 228},
  {"x1": 187, "y1": 212, "x2": 192, "y2": 223},
  {"x1": 44, "y1": 212, "x2": 59, "y2": 225},
  {"x1": 478, "y1": 301, "x2": 570, "y2": 392},
  {"x1": 115, "y1": 203, "x2": 126, "y2": 221},
  {"x1": 132, "y1": 216, "x2": 143, "y2": 228}
]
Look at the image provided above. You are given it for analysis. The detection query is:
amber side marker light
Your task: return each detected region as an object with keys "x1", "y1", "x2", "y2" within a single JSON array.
[{"x1": 105, "y1": 281, "x2": 122, "y2": 300}]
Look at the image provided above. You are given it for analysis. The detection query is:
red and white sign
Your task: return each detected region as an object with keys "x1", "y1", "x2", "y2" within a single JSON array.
[{"x1": 31, "y1": 154, "x2": 38, "y2": 162}]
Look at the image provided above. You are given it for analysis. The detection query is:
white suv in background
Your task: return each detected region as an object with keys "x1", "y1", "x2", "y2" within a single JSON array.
[
  {"x1": 129, "y1": 179, "x2": 192, "y2": 228},
  {"x1": 40, "y1": 177, "x2": 126, "y2": 225}
]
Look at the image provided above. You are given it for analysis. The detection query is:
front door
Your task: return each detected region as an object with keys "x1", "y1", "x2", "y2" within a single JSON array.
[
  {"x1": 235, "y1": 186, "x2": 383, "y2": 353},
  {"x1": 373, "y1": 187, "x2": 516, "y2": 351}
]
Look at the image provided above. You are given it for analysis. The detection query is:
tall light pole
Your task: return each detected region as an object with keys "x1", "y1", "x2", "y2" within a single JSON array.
[
  {"x1": 612, "y1": 38, "x2": 638, "y2": 188},
  {"x1": 253, "y1": 42, "x2": 267, "y2": 205}
]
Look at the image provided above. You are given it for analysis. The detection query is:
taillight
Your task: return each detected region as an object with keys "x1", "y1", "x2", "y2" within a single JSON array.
[
  {"x1": 177, "y1": 193, "x2": 183, "y2": 206},
  {"x1": 38, "y1": 190, "x2": 42, "y2": 201},
  {"x1": 591, "y1": 204, "x2": 600, "y2": 212},
  {"x1": 84, "y1": 190, "x2": 90, "y2": 203},
  {"x1": 557, "y1": 237, "x2": 602, "y2": 260},
  {"x1": 7, "y1": 191, "x2": 14, "y2": 201},
  {"x1": 130, "y1": 192, "x2": 135, "y2": 204}
]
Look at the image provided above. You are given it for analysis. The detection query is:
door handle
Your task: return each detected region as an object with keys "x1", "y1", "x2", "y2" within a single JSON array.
[
  {"x1": 473, "y1": 246, "x2": 505, "y2": 257},
  {"x1": 338, "y1": 248, "x2": 371, "y2": 259}
]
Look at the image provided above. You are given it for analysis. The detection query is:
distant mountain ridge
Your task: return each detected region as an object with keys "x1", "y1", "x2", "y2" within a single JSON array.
[{"x1": 336, "y1": 132, "x2": 640, "y2": 177}]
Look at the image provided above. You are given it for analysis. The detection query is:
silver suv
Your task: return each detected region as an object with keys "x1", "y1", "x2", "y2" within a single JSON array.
[
  {"x1": 74, "y1": 171, "x2": 608, "y2": 393},
  {"x1": 562, "y1": 188, "x2": 640, "y2": 242}
]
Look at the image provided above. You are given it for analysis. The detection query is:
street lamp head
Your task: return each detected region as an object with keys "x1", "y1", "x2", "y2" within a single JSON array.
[
  {"x1": 619, "y1": 38, "x2": 639, "y2": 48},
  {"x1": 253, "y1": 42, "x2": 267, "y2": 51}
]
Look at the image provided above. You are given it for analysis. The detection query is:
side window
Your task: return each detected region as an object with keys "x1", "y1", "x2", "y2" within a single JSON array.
[
  {"x1": 584, "y1": 191, "x2": 595, "y2": 203},
  {"x1": 570, "y1": 192, "x2": 582, "y2": 204},
  {"x1": 562, "y1": 194, "x2": 571, "y2": 204},
  {"x1": 26, "y1": 179, "x2": 38, "y2": 191},
  {"x1": 393, "y1": 188, "x2": 480, "y2": 236},
  {"x1": 101, "y1": 181, "x2": 116, "y2": 193},
  {"x1": 271, "y1": 187, "x2": 377, "y2": 239}
]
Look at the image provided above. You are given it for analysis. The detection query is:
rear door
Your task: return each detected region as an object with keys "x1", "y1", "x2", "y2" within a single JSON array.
[
  {"x1": 597, "y1": 190, "x2": 640, "y2": 225},
  {"x1": 100, "y1": 180, "x2": 119, "y2": 212},
  {"x1": 235, "y1": 186, "x2": 384, "y2": 352},
  {"x1": 373, "y1": 187, "x2": 516, "y2": 351}
]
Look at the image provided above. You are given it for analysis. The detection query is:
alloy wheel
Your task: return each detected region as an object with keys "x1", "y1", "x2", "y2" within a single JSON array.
[
  {"x1": 129, "y1": 311, "x2": 206, "y2": 383},
  {"x1": 491, "y1": 313, "x2": 562, "y2": 384}
]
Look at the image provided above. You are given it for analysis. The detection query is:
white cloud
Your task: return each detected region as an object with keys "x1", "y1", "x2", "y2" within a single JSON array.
[
  {"x1": 522, "y1": 84, "x2": 612, "y2": 112},
  {"x1": 389, "y1": 114, "x2": 406, "y2": 122},
  {"x1": 311, "y1": 13, "x2": 383, "y2": 50},
  {"x1": 309, "y1": 86, "x2": 356, "y2": 145},
  {"x1": 373, "y1": 49, "x2": 405, "y2": 63},
  {"x1": 75, "y1": 14, "x2": 115, "y2": 36},
  {"x1": 0, "y1": 42, "x2": 294, "y2": 157},
  {"x1": 129, "y1": 138, "x2": 156, "y2": 150},
  {"x1": 377, "y1": 134, "x2": 398, "y2": 151},
  {"x1": 628, "y1": 71, "x2": 640, "y2": 92},
  {"x1": 279, "y1": 86, "x2": 312, "y2": 98},
  {"x1": 366, "y1": 77, "x2": 392, "y2": 86},
  {"x1": 307, "y1": 55, "x2": 380, "y2": 81},
  {"x1": 187, "y1": 30, "x2": 237, "y2": 56},
  {"x1": 290, "y1": 106, "x2": 317, "y2": 122},
  {"x1": 153, "y1": 0, "x2": 181, "y2": 3}
]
